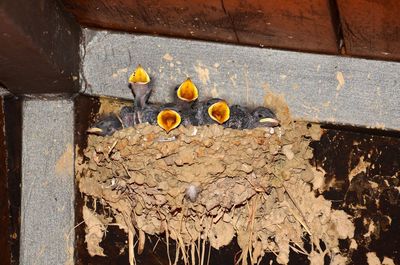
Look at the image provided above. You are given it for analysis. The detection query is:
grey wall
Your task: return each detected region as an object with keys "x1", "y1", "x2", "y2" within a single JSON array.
[{"x1": 82, "y1": 28, "x2": 400, "y2": 130}]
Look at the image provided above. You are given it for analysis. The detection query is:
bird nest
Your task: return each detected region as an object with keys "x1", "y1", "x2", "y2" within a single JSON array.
[{"x1": 76, "y1": 97, "x2": 354, "y2": 265}]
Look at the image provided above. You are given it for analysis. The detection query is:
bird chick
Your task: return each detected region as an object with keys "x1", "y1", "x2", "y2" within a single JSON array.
[
  {"x1": 119, "y1": 106, "x2": 135, "y2": 127},
  {"x1": 175, "y1": 78, "x2": 199, "y2": 105},
  {"x1": 173, "y1": 78, "x2": 199, "y2": 126},
  {"x1": 128, "y1": 65, "x2": 151, "y2": 123},
  {"x1": 87, "y1": 114, "x2": 123, "y2": 136},
  {"x1": 157, "y1": 104, "x2": 182, "y2": 133},
  {"x1": 193, "y1": 98, "x2": 230, "y2": 125},
  {"x1": 223, "y1": 105, "x2": 252, "y2": 129},
  {"x1": 141, "y1": 104, "x2": 161, "y2": 125},
  {"x1": 249, "y1": 107, "x2": 280, "y2": 128}
]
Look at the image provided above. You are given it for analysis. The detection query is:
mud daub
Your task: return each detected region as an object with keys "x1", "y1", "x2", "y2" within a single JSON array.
[
  {"x1": 310, "y1": 126, "x2": 400, "y2": 265},
  {"x1": 74, "y1": 96, "x2": 399, "y2": 264}
]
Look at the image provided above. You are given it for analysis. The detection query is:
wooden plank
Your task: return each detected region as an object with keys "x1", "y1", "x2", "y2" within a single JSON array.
[
  {"x1": 81, "y1": 29, "x2": 400, "y2": 131},
  {"x1": 224, "y1": 0, "x2": 339, "y2": 53},
  {"x1": 337, "y1": 0, "x2": 400, "y2": 61},
  {"x1": 0, "y1": 98, "x2": 11, "y2": 265},
  {"x1": 62, "y1": 0, "x2": 339, "y2": 54},
  {"x1": 0, "y1": 96, "x2": 22, "y2": 265},
  {"x1": 0, "y1": 0, "x2": 80, "y2": 94},
  {"x1": 63, "y1": 0, "x2": 236, "y2": 43}
]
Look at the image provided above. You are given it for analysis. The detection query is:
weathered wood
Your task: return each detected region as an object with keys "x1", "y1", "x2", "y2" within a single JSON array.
[
  {"x1": 0, "y1": 0, "x2": 80, "y2": 94},
  {"x1": 81, "y1": 29, "x2": 400, "y2": 130},
  {"x1": 62, "y1": 0, "x2": 339, "y2": 54},
  {"x1": 0, "y1": 98, "x2": 11, "y2": 265},
  {"x1": 224, "y1": 0, "x2": 340, "y2": 53},
  {"x1": 337, "y1": 0, "x2": 400, "y2": 61},
  {"x1": 0, "y1": 96, "x2": 22, "y2": 265}
]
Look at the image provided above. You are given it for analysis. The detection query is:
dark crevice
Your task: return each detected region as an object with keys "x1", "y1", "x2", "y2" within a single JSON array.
[
  {"x1": 220, "y1": 0, "x2": 240, "y2": 43},
  {"x1": 328, "y1": 0, "x2": 345, "y2": 54},
  {"x1": 2, "y1": 96, "x2": 23, "y2": 265},
  {"x1": 319, "y1": 123, "x2": 400, "y2": 139}
]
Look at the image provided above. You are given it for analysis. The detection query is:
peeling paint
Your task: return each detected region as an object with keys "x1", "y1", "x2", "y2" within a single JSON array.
[
  {"x1": 210, "y1": 84, "x2": 219, "y2": 97},
  {"x1": 163, "y1": 53, "x2": 174, "y2": 61},
  {"x1": 55, "y1": 144, "x2": 74, "y2": 176},
  {"x1": 336, "y1": 71, "x2": 345, "y2": 91},
  {"x1": 111, "y1": 67, "x2": 128, "y2": 78},
  {"x1": 194, "y1": 63, "x2": 210, "y2": 85}
]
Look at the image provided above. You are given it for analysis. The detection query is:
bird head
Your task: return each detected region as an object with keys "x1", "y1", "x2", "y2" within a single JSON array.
[
  {"x1": 86, "y1": 115, "x2": 123, "y2": 136},
  {"x1": 252, "y1": 107, "x2": 280, "y2": 127},
  {"x1": 207, "y1": 99, "x2": 230, "y2": 124},
  {"x1": 128, "y1": 65, "x2": 150, "y2": 84},
  {"x1": 157, "y1": 109, "x2": 182, "y2": 133},
  {"x1": 176, "y1": 78, "x2": 199, "y2": 102}
]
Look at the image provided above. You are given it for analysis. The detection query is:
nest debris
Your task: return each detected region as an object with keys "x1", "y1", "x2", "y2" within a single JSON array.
[{"x1": 76, "y1": 97, "x2": 354, "y2": 265}]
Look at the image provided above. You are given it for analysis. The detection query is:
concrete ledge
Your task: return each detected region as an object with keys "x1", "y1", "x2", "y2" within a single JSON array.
[
  {"x1": 81, "y1": 28, "x2": 400, "y2": 130},
  {"x1": 20, "y1": 99, "x2": 74, "y2": 265}
]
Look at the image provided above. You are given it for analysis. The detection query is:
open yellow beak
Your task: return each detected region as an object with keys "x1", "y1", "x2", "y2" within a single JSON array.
[
  {"x1": 157, "y1": 109, "x2": 182, "y2": 133},
  {"x1": 208, "y1": 101, "x2": 230, "y2": 124},
  {"x1": 86, "y1": 127, "x2": 103, "y2": 134},
  {"x1": 177, "y1": 78, "x2": 199, "y2": 102},
  {"x1": 128, "y1": 65, "x2": 150, "y2": 84}
]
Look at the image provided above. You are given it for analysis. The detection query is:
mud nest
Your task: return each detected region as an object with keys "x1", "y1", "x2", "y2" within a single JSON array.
[{"x1": 76, "y1": 97, "x2": 355, "y2": 265}]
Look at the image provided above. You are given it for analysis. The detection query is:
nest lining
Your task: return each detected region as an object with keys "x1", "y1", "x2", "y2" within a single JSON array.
[{"x1": 77, "y1": 111, "x2": 354, "y2": 265}]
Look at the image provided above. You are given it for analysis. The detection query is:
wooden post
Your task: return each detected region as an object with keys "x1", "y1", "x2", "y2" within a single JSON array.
[{"x1": 0, "y1": 0, "x2": 80, "y2": 94}]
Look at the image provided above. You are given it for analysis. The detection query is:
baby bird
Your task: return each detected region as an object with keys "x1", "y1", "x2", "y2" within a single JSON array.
[
  {"x1": 128, "y1": 65, "x2": 151, "y2": 123},
  {"x1": 174, "y1": 78, "x2": 199, "y2": 126},
  {"x1": 192, "y1": 98, "x2": 230, "y2": 126},
  {"x1": 223, "y1": 105, "x2": 253, "y2": 129},
  {"x1": 86, "y1": 114, "x2": 123, "y2": 136},
  {"x1": 119, "y1": 106, "x2": 135, "y2": 128},
  {"x1": 224, "y1": 106, "x2": 279, "y2": 129},
  {"x1": 175, "y1": 78, "x2": 199, "y2": 107},
  {"x1": 249, "y1": 107, "x2": 280, "y2": 128},
  {"x1": 156, "y1": 104, "x2": 182, "y2": 133}
]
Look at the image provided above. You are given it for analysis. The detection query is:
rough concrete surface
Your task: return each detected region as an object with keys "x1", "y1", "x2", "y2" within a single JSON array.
[
  {"x1": 20, "y1": 99, "x2": 74, "y2": 265},
  {"x1": 81, "y1": 28, "x2": 400, "y2": 130}
]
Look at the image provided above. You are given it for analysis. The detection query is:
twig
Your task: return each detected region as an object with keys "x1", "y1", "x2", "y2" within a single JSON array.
[
  {"x1": 128, "y1": 228, "x2": 135, "y2": 265},
  {"x1": 107, "y1": 140, "x2": 118, "y2": 157},
  {"x1": 274, "y1": 174, "x2": 313, "y2": 236}
]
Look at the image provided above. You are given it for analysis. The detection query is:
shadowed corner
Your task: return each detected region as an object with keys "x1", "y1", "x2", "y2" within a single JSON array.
[{"x1": 1, "y1": 96, "x2": 22, "y2": 265}]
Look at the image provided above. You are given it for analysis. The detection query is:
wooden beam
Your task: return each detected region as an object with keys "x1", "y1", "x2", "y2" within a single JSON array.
[
  {"x1": 20, "y1": 99, "x2": 74, "y2": 264},
  {"x1": 0, "y1": 96, "x2": 22, "y2": 265},
  {"x1": 81, "y1": 29, "x2": 400, "y2": 131},
  {"x1": 224, "y1": 0, "x2": 340, "y2": 53},
  {"x1": 0, "y1": 0, "x2": 80, "y2": 94},
  {"x1": 0, "y1": 98, "x2": 11, "y2": 265},
  {"x1": 62, "y1": 0, "x2": 339, "y2": 54},
  {"x1": 337, "y1": 0, "x2": 400, "y2": 61}
]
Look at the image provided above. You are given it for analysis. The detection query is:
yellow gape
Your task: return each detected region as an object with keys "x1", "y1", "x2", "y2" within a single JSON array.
[
  {"x1": 128, "y1": 65, "x2": 150, "y2": 84},
  {"x1": 157, "y1": 109, "x2": 182, "y2": 133},
  {"x1": 208, "y1": 101, "x2": 230, "y2": 124},
  {"x1": 176, "y1": 78, "x2": 199, "y2": 102}
]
